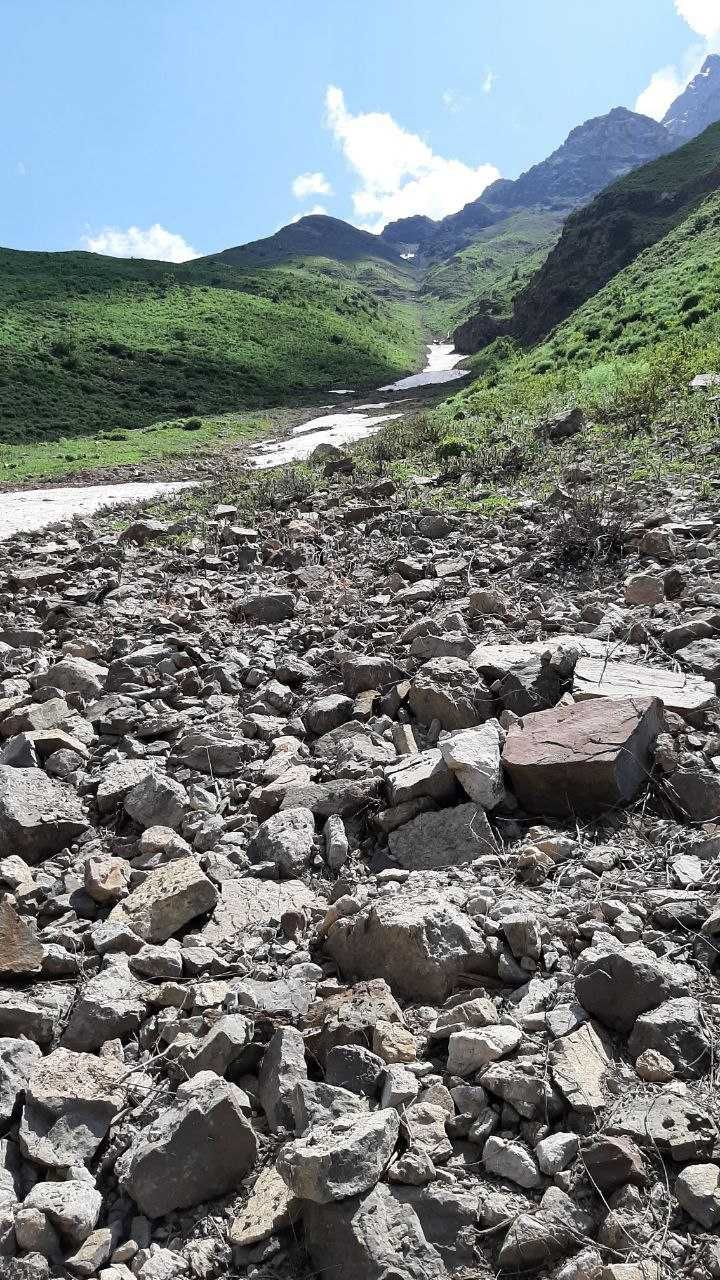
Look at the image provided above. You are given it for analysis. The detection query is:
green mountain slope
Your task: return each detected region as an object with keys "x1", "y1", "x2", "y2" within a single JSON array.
[
  {"x1": 527, "y1": 185, "x2": 720, "y2": 372},
  {"x1": 200, "y1": 214, "x2": 404, "y2": 269},
  {"x1": 0, "y1": 246, "x2": 422, "y2": 444},
  {"x1": 510, "y1": 122, "x2": 720, "y2": 347},
  {"x1": 422, "y1": 209, "x2": 563, "y2": 336}
]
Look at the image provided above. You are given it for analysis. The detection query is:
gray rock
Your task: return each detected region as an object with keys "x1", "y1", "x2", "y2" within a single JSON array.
[
  {"x1": 628, "y1": 997, "x2": 710, "y2": 1077},
  {"x1": 291, "y1": 1079, "x2": 368, "y2": 1134},
  {"x1": 61, "y1": 961, "x2": 149, "y2": 1050},
  {"x1": 342, "y1": 656, "x2": 407, "y2": 697},
  {"x1": 390, "y1": 1183, "x2": 480, "y2": 1266},
  {"x1": 0, "y1": 1038, "x2": 42, "y2": 1124},
  {"x1": 409, "y1": 658, "x2": 493, "y2": 730},
  {"x1": 303, "y1": 1184, "x2": 449, "y2": 1280},
  {"x1": 608, "y1": 1092, "x2": 717, "y2": 1161},
  {"x1": 324, "y1": 814, "x2": 349, "y2": 869},
  {"x1": 401, "y1": 1101, "x2": 452, "y2": 1164},
  {"x1": 581, "y1": 1134, "x2": 646, "y2": 1192},
  {"x1": 241, "y1": 591, "x2": 296, "y2": 622},
  {"x1": 124, "y1": 772, "x2": 188, "y2": 831},
  {"x1": 203, "y1": 877, "x2": 320, "y2": 945},
  {"x1": 19, "y1": 1047, "x2": 125, "y2": 1168},
  {"x1": 34, "y1": 657, "x2": 106, "y2": 701},
  {"x1": 481, "y1": 1058, "x2": 564, "y2": 1121},
  {"x1": 0, "y1": 985, "x2": 75, "y2": 1046},
  {"x1": 0, "y1": 900, "x2": 43, "y2": 975},
  {"x1": 258, "y1": 1027, "x2": 308, "y2": 1133},
  {"x1": 325, "y1": 890, "x2": 490, "y2": 1002},
  {"x1": 496, "y1": 646, "x2": 577, "y2": 717},
  {"x1": 535, "y1": 1131, "x2": 579, "y2": 1174},
  {"x1": 499, "y1": 1187, "x2": 594, "y2": 1268},
  {"x1": 23, "y1": 1180, "x2": 102, "y2": 1245},
  {"x1": 388, "y1": 802, "x2": 497, "y2": 870},
  {"x1": 228, "y1": 1165, "x2": 298, "y2": 1249},
  {"x1": 119, "y1": 1078, "x2": 258, "y2": 1217},
  {"x1": 304, "y1": 695, "x2": 353, "y2": 735},
  {"x1": 0, "y1": 767, "x2": 88, "y2": 862},
  {"x1": 483, "y1": 1135, "x2": 541, "y2": 1188},
  {"x1": 550, "y1": 1022, "x2": 611, "y2": 1114},
  {"x1": 674, "y1": 1162, "x2": 720, "y2": 1229},
  {"x1": 447, "y1": 1025, "x2": 522, "y2": 1075},
  {"x1": 181, "y1": 1014, "x2": 253, "y2": 1078},
  {"x1": 325, "y1": 1045, "x2": 385, "y2": 1098},
  {"x1": 248, "y1": 807, "x2": 315, "y2": 877},
  {"x1": 96, "y1": 761, "x2": 154, "y2": 814},
  {"x1": 276, "y1": 1108, "x2": 399, "y2": 1203},
  {"x1": 438, "y1": 723, "x2": 505, "y2": 807},
  {"x1": 385, "y1": 750, "x2": 456, "y2": 806},
  {"x1": 575, "y1": 939, "x2": 690, "y2": 1033},
  {"x1": 110, "y1": 858, "x2": 217, "y2": 942}
]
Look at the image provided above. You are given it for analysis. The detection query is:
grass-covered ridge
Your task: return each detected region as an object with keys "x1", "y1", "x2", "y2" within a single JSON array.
[
  {"x1": 0, "y1": 245, "x2": 423, "y2": 445},
  {"x1": 419, "y1": 210, "x2": 563, "y2": 333},
  {"x1": 510, "y1": 121, "x2": 720, "y2": 346},
  {"x1": 528, "y1": 187, "x2": 720, "y2": 372}
]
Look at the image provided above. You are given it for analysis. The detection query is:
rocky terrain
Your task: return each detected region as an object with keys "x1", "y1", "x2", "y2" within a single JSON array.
[
  {"x1": 664, "y1": 56, "x2": 720, "y2": 144},
  {"x1": 0, "y1": 453, "x2": 719, "y2": 1280}
]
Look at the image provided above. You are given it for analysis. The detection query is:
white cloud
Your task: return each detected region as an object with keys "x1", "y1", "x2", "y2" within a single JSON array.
[
  {"x1": 635, "y1": 64, "x2": 688, "y2": 118},
  {"x1": 80, "y1": 223, "x2": 199, "y2": 262},
  {"x1": 675, "y1": 0, "x2": 720, "y2": 39},
  {"x1": 325, "y1": 85, "x2": 500, "y2": 231},
  {"x1": 442, "y1": 89, "x2": 464, "y2": 113},
  {"x1": 292, "y1": 171, "x2": 332, "y2": 199},
  {"x1": 290, "y1": 204, "x2": 328, "y2": 223},
  {"x1": 635, "y1": 0, "x2": 720, "y2": 119},
  {"x1": 483, "y1": 69, "x2": 497, "y2": 94}
]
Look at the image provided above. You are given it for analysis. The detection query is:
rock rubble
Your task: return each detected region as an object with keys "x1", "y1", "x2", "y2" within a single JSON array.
[{"x1": 0, "y1": 473, "x2": 718, "y2": 1279}]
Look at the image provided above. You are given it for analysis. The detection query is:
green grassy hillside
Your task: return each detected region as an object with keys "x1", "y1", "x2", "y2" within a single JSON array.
[
  {"x1": 0, "y1": 246, "x2": 422, "y2": 445},
  {"x1": 420, "y1": 209, "x2": 563, "y2": 334},
  {"x1": 511, "y1": 122, "x2": 720, "y2": 345},
  {"x1": 528, "y1": 186, "x2": 720, "y2": 373},
  {"x1": 202, "y1": 214, "x2": 404, "y2": 269}
]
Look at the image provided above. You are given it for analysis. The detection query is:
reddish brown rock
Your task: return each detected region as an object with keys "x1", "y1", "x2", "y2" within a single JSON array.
[
  {"x1": 502, "y1": 696, "x2": 663, "y2": 816},
  {"x1": 0, "y1": 900, "x2": 43, "y2": 975}
]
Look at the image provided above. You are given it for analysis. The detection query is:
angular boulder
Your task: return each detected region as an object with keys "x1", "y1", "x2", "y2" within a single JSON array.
[
  {"x1": 124, "y1": 772, "x2": 188, "y2": 831},
  {"x1": 408, "y1": 658, "x2": 493, "y2": 731},
  {"x1": 119, "y1": 1077, "x2": 258, "y2": 1217},
  {"x1": 303, "y1": 1184, "x2": 449, "y2": 1280},
  {"x1": 388, "y1": 802, "x2": 497, "y2": 870},
  {"x1": 276, "y1": 1109, "x2": 399, "y2": 1203},
  {"x1": 502, "y1": 697, "x2": 663, "y2": 816},
  {"x1": 0, "y1": 767, "x2": 88, "y2": 862},
  {"x1": 574, "y1": 940, "x2": 689, "y2": 1033},
  {"x1": 438, "y1": 724, "x2": 505, "y2": 807},
  {"x1": 19, "y1": 1047, "x2": 125, "y2": 1168},
  {"x1": 248, "y1": 807, "x2": 315, "y2": 877},
  {"x1": 110, "y1": 858, "x2": 217, "y2": 943},
  {"x1": 628, "y1": 997, "x2": 710, "y2": 1078},
  {"x1": 0, "y1": 901, "x2": 43, "y2": 976},
  {"x1": 325, "y1": 891, "x2": 490, "y2": 1003}
]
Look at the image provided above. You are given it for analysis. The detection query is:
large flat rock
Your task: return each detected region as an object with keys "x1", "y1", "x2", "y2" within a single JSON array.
[
  {"x1": 502, "y1": 696, "x2": 663, "y2": 816},
  {"x1": 574, "y1": 657, "x2": 715, "y2": 718},
  {"x1": 201, "y1": 877, "x2": 323, "y2": 946}
]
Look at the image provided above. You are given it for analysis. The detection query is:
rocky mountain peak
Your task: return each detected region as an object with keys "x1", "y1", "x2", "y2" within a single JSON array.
[{"x1": 663, "y1": 54, "x2": 720, "y2": 142}]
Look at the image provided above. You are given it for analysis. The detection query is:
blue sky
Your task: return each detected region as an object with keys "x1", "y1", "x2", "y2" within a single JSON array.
[{"x1": 1, "y1": 0, "x2": 718, "y2": 260}]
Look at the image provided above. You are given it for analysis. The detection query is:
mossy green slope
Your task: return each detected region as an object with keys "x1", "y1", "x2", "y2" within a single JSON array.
[
  {"x1": 528, "y1": 186, "x2": 720, "y2": 372},
  {"x1": 511, "y1": 122, "x2": 720, "y2": 346},
  {"x1": 0, "y1": 246, "x2": 422, "y2": 444},
  {"x1": 420, "y1": 209, "x2": 564, "y2": 334}
]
